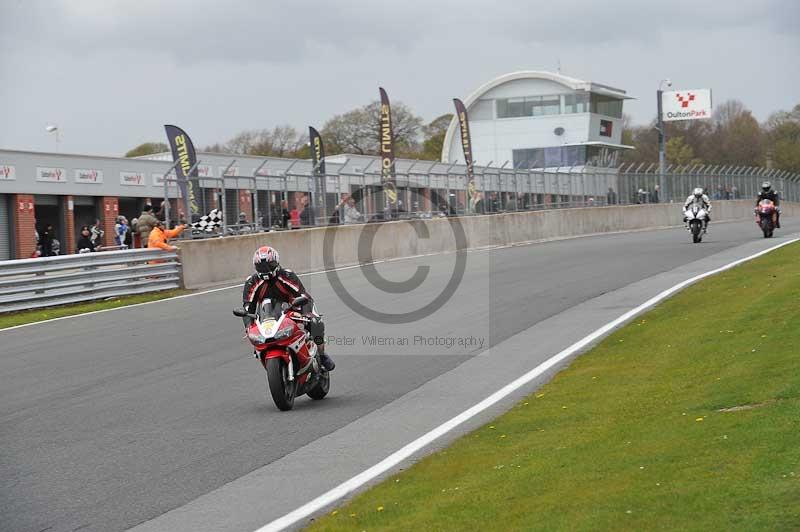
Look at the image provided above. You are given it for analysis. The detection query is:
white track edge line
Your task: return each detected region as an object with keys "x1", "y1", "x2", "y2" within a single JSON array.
[{"x1": 256, "y1": 237, "x2": 799, "y2": 532}]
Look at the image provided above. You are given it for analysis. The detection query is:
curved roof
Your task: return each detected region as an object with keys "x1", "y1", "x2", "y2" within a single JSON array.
[{"x1": 441, "y1": 70, "x2": 629, "y2": 163}]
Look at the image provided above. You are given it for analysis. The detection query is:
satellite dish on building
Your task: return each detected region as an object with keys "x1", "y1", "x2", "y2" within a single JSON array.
[{"x1": 554, "y1": 127, "x2": 565, "y2": 136}]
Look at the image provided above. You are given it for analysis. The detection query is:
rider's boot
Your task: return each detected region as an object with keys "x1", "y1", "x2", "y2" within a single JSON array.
[{"x1": 318, "y1": 344, "x2": 336, "y2": 372}]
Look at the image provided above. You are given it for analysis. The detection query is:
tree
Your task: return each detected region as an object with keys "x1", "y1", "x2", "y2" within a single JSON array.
[
  {"x1": 202, "y1": 126, "x2": 307, "y2": 157},
  {"x1": 125, "y1": 142, "x2": 169, "y2": 158},
  {"x1": 665, "y1": 136, "x2": 701, "y2": 167},
  {"x1": 321, "y1": 100, "x2": 423, "y2": 156},
  {"x1": 765, "y1": 103, "x2": 800, "y2": 172},
  {"x1": 418, "y1": 114, "x2": 453, "y2": 161}
]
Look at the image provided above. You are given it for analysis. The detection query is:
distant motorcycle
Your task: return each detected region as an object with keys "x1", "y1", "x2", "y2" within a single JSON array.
[
  {"x1": 755, "y1": 199, "x2": 777, "y2": 238},
  {"x1": 684, "y1": 203, "x2": 708, "y2": 243},
  {"x1": 233, "y1": 295, "x2": 329, "y2": 411}
]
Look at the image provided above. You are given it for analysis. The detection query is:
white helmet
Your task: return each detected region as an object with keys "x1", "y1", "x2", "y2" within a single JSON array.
[
  {"x1": 253, "y1": 245, "x2": 280, "y2": 278},
  {"x1": 693, "y1": 187, "x2": 704, "y2": 198}
]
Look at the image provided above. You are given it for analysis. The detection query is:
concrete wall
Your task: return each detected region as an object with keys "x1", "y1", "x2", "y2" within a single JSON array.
[{"x1": 179, "y1": 200, "x2": 797, "y2": 289}]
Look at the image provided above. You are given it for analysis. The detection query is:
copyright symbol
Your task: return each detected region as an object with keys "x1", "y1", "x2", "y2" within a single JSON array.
[{"x1": 323, "y1": 188, "x2": 468, "y2": 324}]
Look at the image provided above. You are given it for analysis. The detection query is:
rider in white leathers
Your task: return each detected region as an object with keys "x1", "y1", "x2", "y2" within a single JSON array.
[{"x1": 684, "y1": 187, "x2": 712, "y2": 233}]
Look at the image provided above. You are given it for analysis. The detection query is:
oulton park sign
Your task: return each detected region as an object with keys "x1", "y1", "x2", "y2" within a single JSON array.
[{"x1": 661, "y1": 89, "x2": 713, "y2": 121}]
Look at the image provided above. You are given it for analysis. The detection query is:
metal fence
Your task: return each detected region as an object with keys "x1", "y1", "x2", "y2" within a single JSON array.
[
  {"x1": 179, "y1": 162, "x2": 800, "y2": 235},
  {"x1": 0, "y1": 248, "x2": 181, "y2": 313}
]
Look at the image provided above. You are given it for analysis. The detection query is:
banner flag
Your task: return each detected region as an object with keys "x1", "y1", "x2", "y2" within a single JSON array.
[
  {"x1": 379, "y1": 87, "x2": 398, "y2": 207},
  {"x1": 164, "y1": 124, "x2": 200, "y2": 218},
  {"x1": 453, "y1": 98, "x2": 476, "y2": 197},
  {"x1": 309, "y1": 126, "x2": 327, "y2": 218}
]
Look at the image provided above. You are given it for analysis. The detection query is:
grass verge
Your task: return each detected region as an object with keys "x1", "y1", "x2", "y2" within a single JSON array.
[
  {"x1": 0, "y1": 289, "x2": 187, "y2": 330},
  {"x1": 309, "y1": 242, "x2": 800, "y2": 531}
]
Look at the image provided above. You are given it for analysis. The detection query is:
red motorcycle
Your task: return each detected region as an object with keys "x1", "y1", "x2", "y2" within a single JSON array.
[
  {"x1": 233, "y1": 295, "x2": 330, "y2": 411},
  {"x1": 755, "y1": 199, "x2": 777, "y2": 238}
]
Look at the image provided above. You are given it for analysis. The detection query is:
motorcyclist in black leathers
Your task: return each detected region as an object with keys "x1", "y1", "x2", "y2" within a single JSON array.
[
  {"x1": 755, "y1": 181, "x2": 781, "y2": 228},
  {"x1": 242, "y1": 245, "x2": 335, "y2": 371}
]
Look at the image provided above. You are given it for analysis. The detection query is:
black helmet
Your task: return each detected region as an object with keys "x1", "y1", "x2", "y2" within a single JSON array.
[{"x1": 761, "y1": 181, "x2": 772, "y2": 193}]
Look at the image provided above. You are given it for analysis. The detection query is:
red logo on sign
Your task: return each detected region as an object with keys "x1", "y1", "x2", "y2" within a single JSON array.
[
  {"x1": 676, "y1": 93, "x2": 696, "y2": 108},
  {"x1": 1, "y1": 166, "x2": 11, "y2": 177}
]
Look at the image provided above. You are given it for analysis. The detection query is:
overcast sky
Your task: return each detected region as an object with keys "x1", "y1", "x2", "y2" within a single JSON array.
[{"x1": 1, "y1": 0, "x2": 798, "y2": 156}]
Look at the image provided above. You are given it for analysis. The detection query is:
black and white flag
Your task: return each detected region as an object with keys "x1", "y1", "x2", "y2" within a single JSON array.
[{"x1": 191, "y1": 208, "x2": 222, "y2": 232}]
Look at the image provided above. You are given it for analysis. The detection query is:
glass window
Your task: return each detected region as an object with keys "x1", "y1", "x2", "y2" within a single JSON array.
[
  {"x1": 541, "y1": 95, "x2": 561, "y2": 115},
  {"x1": 498, "y1": 95, "x2": 562, "y2": 118},
  {"x1": 564, "y1": 92, "x2": 590, "y2": 113},
  {"x1": 590, "y1": 94, "x2": 623, "y2": 118},
  {"x1": 513, "y1": 148, "x2": 545, "y2": 169},
  {"x1": 496, "y1": 98, "x2": 508, "y2": 118},
  {"x1": 564, "y1": 145, "x2": 587, "y2": 166},
  {"x1": 544, "y1": 147, "x2": 563, "y2": 167},
  {"x1": 507, "y1": 97, "x2": 525, "y2": 117}
]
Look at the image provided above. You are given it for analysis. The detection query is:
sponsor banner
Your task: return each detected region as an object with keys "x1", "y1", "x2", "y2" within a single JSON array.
[
  {"x1": 36, "y1": 167, "x2": 66, "y2": 182},
  {"x1": 164, "y1": 124, "x2": 200, "y2": 215},
  {"x1": 74, "y1": 168, "x2": 104, "y2": 184},
  {"x1": 453, "y1": 98, "x2": 475, "y2": 194},
  {"x1": 662, "y1": 88, "x2": 712, "y2": 121},
  {"x1": 152, "y1": 171, "x2": 178, "y2": 188},
  {"x1": 219, "y1": 166, "x2": 240, "y2": 177},
  {"x1": 379, "y1": 87, "x2": 397, "y2": 206},
  {"x1": 0, "y1": 165, "x2": 16, "y2": 180},
  {"x1": 599, "y1": 119, "x2": 613, "y2": 137},
  {"x1": 309, "y1": 126, "x2": 327, "y2": 213},
  {"x1": 198, "y1": 164, "x2": 214, "y2": 178},
  {"x1": 120, "y1": 171, "x2": 146, "y2": 186}
]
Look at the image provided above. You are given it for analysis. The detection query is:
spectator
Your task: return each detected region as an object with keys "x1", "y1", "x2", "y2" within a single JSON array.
[
  {"x1": 148, "y1": 219, "x2": 186, "y2": 251},
  {"x1": 50, "y1": 238, "x2": 61, "y2": 256},
  {"x1": 237, "y1": 212, "x2": 253, "y2": 233},
  {"x1": 506, "y1": 193, "x2": 518, "y2": 211},
  {"x1": 731, "y1": 185, "x2": 739, "y2": 199},
  {"x1": 137, "y1": 204, "x2": 158, "y2": 247},
  {"x1": 299, "y1": 194, "x2": 316, "y2": 226},
  {"x1": 114, "y1": 216, "x2": 129, "y2": 248},
  {"x1": 76, "y1": 225, "x2": 96, "y2": 253},
  {"x1": 489, "y1": 192, "x2": 500, "y2": 213},
  {"x1": 90, "y1": 219, "x2": 104, "y2": 248},
  {"x1": 637, "y1": 189, "x2": 649, "y2": 204},
  {"x1": 344, "y1": 197, "x2": 363, "y2": 223},
  {"x1": 40, "y1": 223, "x2": 55, "y2": 257},
  {"x1": 280, "y1": 200, "x2": 290, "y2": 229},
  {"x1": 724, "y1": 186, "x2": 731, "y2": 200},
  {"x1": 606, "y1": 187, "x2": 618, "y2": 205},
  {"x1": 128, "y1": 218, "x2": 137, "y2": 248},
  {"x1": 651, "y1": 184, "x2": 660, "y2": 204}
]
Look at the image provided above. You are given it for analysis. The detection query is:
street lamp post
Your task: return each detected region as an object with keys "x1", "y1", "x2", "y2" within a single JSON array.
[
  {"x1": 45, "y1": 125, "x2": 60, "y2": 152},
  {"x1": 656, "y1": 79, "x2": 671, "y2": 201}
]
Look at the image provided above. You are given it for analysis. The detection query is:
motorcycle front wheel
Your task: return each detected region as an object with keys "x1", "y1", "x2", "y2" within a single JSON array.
[
  {"x1": 691, "y1": 222, "x2": 702, "y2": 243},
  {"x1": 761, "y1": 218, "x2": 773, "y2": 238},
  {"x1": 266, "y1": 357, "x2": 296, "y2": 411},
  {"x1": 307, "y1": 371, "x2": 330, "y2": 400}
]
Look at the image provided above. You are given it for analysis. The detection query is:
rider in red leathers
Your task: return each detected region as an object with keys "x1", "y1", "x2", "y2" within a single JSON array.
[{"x1": 242, "y1": 246, "x2": 335, "y2": 371}]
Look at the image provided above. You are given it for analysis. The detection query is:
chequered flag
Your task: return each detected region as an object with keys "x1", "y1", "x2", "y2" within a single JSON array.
[{"x1": 191, "y1": 208, "x2": 223, "y2": 232}]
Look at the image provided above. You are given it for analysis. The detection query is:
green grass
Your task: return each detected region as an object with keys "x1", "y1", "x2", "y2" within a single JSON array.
[
  {"x1": 309, "y1": 242, "x2": 800, "y2": 532},
  {"x1": 0, "y1": 289, "x2": 187, "y2": 330}
]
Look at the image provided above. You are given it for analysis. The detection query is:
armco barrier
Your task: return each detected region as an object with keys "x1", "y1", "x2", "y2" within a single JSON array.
[
  {"x1": 178, "y1": 200, "x2": 797, "y2": 289},
  {"x1": 0, "y1": 248, "x2": 181, "y2": 313}
]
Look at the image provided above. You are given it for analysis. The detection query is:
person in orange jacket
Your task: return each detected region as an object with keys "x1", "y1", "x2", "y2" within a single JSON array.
[{"x1": 148, "y1": 220, "x2": 187, "y2": 251}]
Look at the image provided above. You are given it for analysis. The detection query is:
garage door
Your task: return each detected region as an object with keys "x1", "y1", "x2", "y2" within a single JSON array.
[{"x1": 0, "y1": 195, "x2": 10, "y2": 260}]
